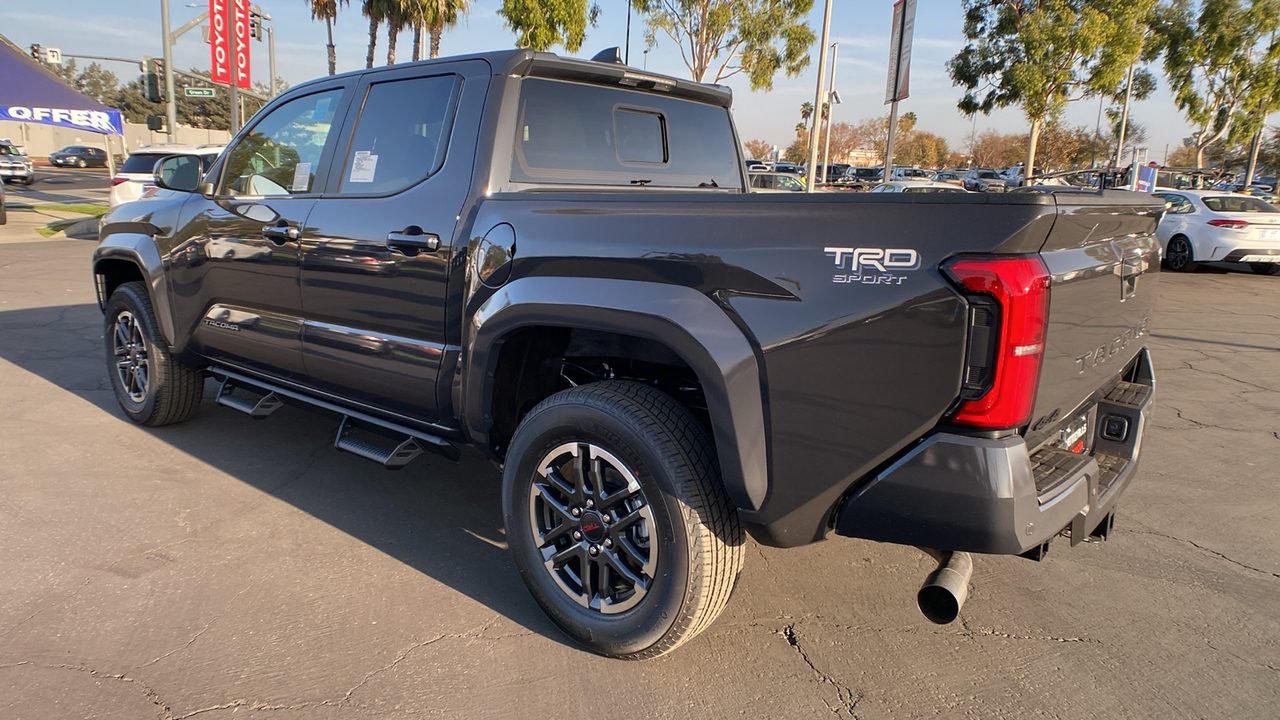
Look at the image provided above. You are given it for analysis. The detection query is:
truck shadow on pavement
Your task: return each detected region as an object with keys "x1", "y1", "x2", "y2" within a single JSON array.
[{"x1": 0, "y1": 301, "x2": 574, "y2": 649}]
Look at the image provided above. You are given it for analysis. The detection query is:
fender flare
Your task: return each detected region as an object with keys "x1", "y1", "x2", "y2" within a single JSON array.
[
  {"x1": 92, "y1": 231, "x2": 175, "y2": 346},
  {"x1": 462, "y1": 276, "x2": 769, "y2": 512}
]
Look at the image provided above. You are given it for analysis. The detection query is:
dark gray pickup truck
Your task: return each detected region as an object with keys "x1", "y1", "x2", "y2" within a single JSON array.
[{"x1": 93, "y1": 49, "x2": 1161, "y2": 658}]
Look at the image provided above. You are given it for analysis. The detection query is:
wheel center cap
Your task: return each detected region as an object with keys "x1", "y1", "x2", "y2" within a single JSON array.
[{"x1": 579, "y1": 510, "x2": 606, "y2": 543}]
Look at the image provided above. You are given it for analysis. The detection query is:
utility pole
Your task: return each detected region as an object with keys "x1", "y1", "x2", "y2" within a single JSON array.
[
  {"x1": 805, "y1": 0, "x2": 833, "y2": 192},
  {"x1": 821, "y1": 43, "x2": 839, "y2": 179},
  {"x1": 160, "y1": 0, "x2": 178, "y2": 138},
  {"x1": 624, "y1": 0, "x2": 631, "y2": 65}
]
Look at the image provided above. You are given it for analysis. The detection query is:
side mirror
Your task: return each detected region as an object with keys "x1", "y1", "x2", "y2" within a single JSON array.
[{"x1": 152, "y1": 154, "x2": 203, "y2": 193}]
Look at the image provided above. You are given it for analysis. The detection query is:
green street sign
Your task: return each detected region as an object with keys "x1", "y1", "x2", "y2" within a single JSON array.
[{"x1": 184, "y1": 87, "x2": 216, "y2": 98}]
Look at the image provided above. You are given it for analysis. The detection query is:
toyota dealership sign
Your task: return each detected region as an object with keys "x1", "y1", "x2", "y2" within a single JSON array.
[{"x1": 209, "y1": 0, "x2": 250, "y2": 88}]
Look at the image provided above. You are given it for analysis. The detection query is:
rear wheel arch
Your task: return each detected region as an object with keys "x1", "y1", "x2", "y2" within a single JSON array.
[{"x1": 463, "y1": 277, "x2": 770, "y2": 513}]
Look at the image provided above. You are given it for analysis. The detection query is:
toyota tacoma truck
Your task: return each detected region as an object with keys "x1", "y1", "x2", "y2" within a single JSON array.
[{"x1": 93, "y1": 49, "x2": 1161, "y2": 659}]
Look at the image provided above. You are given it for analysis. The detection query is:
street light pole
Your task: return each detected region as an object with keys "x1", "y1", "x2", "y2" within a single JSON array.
[
  {"x1": 229, "y1": 7, "x2": 241, "y2": 132},
  {"x1": 161, "y1": 0, "x2": 178, "y2": 138},
  {"x1": 821, "y1": 43, "x2": 838, "y2": 177},
  {"x1": 268, "y1": 21, "x2": 277, "y2": 97},
  {"x1": 805, "y1": 0, "x2": 834, "y2": 192}
]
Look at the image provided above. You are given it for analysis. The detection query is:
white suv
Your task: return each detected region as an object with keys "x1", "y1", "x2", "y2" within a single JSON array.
[{"x1": 109, "y1": 143, "x2": 225, "y2": 207}]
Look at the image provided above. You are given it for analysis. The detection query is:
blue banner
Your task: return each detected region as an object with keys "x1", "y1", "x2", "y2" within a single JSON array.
[
  {"x1": 1135, "y1": 165, "x2": 1158, "y2": 193},
  {"x1": 0, "y1": 106, "x2": 124, "y2": 135}
]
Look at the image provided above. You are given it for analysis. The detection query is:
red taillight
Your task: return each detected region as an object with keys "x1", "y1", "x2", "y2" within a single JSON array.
[
  {"x1": 110, "y1": 176, "x2": 128, "y2": 186},
  {"x1": 945, "y1": 256, "x2": 1051, "y2": 429},
  {"x1": 1207, "y1": 219, "x2": 1250, "y2": 229}
]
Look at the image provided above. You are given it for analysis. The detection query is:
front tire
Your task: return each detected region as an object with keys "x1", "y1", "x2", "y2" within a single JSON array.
[
  {"x1": 1165, "y1": 236, "x2": 1198, "y2": 272},
  {"x1": 76, "y1": 158, "x2": 86, "y2": 168},
  {"x1": 104, "y1": 281, "x2": 203, "y2": 426},
  {"x1": 503, "y1": 380, "x2": 744, "y2": 659}
]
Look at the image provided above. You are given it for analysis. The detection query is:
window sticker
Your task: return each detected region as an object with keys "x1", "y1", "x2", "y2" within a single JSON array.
[
  {"x1": 349, "y1": 150, "x2": 378, "y2": 183},
  {"x1": 291, "y1": 162, "x2": 311, "y2": 193},
  {"x1": 312, "y1": 97, "x2": 332, "y2": 121}
]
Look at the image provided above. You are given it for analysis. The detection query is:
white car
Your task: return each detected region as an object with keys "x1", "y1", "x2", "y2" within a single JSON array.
[
  {"x1": 109, "y1": 143, "x2": 225, "y2": 207},
  {"x1": 1154, "y1": 189, "x2": 1280, "y2": 275},
  {"x1": 869, "y1": 180, "x2": 969, "y2": 194}
]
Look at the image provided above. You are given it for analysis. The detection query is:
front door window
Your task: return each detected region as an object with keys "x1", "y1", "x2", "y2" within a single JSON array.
[{"x1": 218, "y1": 89, "x2": 344, "y2": 197}]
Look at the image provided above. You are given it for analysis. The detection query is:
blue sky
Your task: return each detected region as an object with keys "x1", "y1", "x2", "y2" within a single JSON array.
[{"x1": 5, "y1": 1, "x2": 1273, "y2": 161}]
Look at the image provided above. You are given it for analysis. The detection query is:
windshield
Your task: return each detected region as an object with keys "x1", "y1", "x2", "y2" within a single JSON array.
[
  {"x1": 900, "y1": 168, "x2": 928, "y2": 178},
  {"x1": 1203, "y1": 196, "x2": 1279, "y2": 213}
]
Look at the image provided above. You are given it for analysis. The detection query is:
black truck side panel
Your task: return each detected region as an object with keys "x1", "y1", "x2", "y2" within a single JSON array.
[{"x1": 461, "y1": 192, "x2": 1064, "y2": 546}]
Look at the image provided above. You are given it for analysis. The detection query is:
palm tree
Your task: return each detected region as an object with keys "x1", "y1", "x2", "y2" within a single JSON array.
[
  {"x1": 362, "y1": 0, "x2": 396, "y2": 68},
  {"x1": 305, "y1": 0, "x2": 348, "y2": 75},
  {"x1": 403, "y1": 0, "x2": 469, "y2": 61}
]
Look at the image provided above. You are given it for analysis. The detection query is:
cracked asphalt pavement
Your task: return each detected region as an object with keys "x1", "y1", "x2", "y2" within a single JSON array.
[{"x1": 1, "y1": 239, "x2": 1277, "y2": 719}]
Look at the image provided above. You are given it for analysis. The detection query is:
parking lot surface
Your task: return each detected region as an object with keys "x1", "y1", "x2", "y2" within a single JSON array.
[{"x1": 0, "y1": 238, "x2": 1277, "y2": 719}]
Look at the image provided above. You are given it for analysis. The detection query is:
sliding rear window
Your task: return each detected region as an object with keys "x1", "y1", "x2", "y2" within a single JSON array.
[{"x1": 511, "y1": 78, "x2": 741, "y2": 190}]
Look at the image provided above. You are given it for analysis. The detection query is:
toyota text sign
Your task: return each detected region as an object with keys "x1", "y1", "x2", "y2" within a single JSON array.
[
  {"x1": 232, "y1": 0, "x2": 251, "y2": 88},
  {"x1": 209, "y1": 0, "x2": 229, "y2": 85},
  {"x1": 209, "y1": 0, "x2": 250, "y2": 88}
]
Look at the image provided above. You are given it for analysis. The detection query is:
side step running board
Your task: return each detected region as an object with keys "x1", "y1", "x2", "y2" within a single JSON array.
[
  {"x1": 334, "y1": 416, "x2": 423, "y2": 470},
  {"x1": 209, "y1": 368, "x2": 461, "y2": 465},
  {"x1": 215, "y1": 377, "x2": 284, "y2": 418}
]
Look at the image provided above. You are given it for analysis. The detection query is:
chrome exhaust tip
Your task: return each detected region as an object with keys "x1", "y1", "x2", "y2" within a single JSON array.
[{"x1": 917, "y1": 549, "x2": 973, "y2": 625}]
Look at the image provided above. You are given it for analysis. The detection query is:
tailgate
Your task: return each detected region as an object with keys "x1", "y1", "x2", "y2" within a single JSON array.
[{"x1": 1028, "y1": 191, "x2": 1162, "y2": 448}]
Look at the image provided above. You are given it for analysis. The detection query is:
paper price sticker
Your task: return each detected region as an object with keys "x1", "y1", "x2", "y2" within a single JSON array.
[
  {"x1": 349, "y1": 150, "x2": 378, "y2": 183},
  {"x1": 291, "y1": 162, "x2": 312, "y2": 193}
]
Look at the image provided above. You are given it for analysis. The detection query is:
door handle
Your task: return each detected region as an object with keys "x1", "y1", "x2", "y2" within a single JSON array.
[
  {"x1": 262, "y1": 223, "x2": 299, "y2": 244},
  {"x1": 386, "y1": 227, "x2": 440, "y2": 255}
]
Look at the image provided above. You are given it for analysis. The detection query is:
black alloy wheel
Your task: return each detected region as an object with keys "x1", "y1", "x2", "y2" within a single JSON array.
[
  {"x1": 1165, "y1": 236, "x2": 1198, "y2": 272},
  {"x1": 503, "y1": 380, "x2": 744, "y2": 659},
  {"x1": 103, "y1": 281, "x2": 204, "y2": 426}
]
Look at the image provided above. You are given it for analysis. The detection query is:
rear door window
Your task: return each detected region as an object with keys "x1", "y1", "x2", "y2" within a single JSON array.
[
  {"x1": 337, "y1": 74, "x2": 461, "y2": 195},
  {"x1": 512, "y1": 78, "x2": 741, "y2": 189}
]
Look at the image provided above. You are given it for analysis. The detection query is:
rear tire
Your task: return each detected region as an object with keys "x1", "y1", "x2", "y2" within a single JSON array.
[
  {"x1": 104, "y1": 281, "x2": 203, "y2": 426},
  {"x1": 502, "y1": 380, "x2": 744, "y2": 659},
  {"x1": 76, "y1": 158, "x2": 86, "y2": 168},
  {"x1": 1165, "y1": 236, "x2": 1198, "y2": 272},
  {"x1": 1249, "y1": 262, "x2": 1280, "y2": 275}
]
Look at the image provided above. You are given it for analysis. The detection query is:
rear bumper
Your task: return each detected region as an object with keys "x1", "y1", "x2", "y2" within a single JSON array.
[
  {"x1": 1222, "y1": 248, "x2": 1280, "y2": 263},
  {"x1": 834, "y1": 349, "x2": 1154, "y2": 554}
]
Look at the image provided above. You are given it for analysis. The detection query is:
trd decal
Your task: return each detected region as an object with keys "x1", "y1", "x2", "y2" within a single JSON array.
[{"x1": 824, "y1": 247, "x2": 920, "y2": 285}]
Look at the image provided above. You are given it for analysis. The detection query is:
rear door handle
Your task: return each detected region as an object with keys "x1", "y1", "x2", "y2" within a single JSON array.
[
  {"x1": 262, "y1": 223, "x2": 299, "y2": 244},
  {"x1": 386, "y1": 227, "x2": 440, "y2": 255}
]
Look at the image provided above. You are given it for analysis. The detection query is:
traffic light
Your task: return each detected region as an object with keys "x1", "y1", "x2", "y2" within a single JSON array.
[
  {"x1": 144, "y1": 57, "x2": 165, "y2": 103},
  {"x1": 249, "y1": 6, "x2": 265, "y2": 41},
  {"x1": 30, "y1": 44, "x2": 42, "y2": 60}
]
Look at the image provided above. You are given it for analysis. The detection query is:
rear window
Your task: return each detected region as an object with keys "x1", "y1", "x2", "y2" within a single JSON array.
[
  {"x1": 512, "y1": 78, "x2": 741, "y2": 189},
  {"x1": 121, "y1": 153, "x2": 166, "y2": 174},
  {"x1": 1203, "y1": 196, "x2": 1279, "y2": 213},
  {"x1": 976, "y1": 170, "x2": 999, "y2": 179}
]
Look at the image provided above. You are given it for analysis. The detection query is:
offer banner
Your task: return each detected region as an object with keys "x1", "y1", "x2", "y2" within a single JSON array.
[
  {"x1": 209, "y1": 0, "x2": 230, "y2": 85},
  {"x1": 232, "y1": 0, "x2": 251, "y2": 88}
]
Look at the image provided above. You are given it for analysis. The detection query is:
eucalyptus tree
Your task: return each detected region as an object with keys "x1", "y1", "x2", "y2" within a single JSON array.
[
  {"x1": 1158, "y1": 0, "x2": 1280, "y2": 167},
  {"x1": 948, "y1": 0, "x2": 1156, "y2": 180},
  {"x1": 499, "y1": 0, "x2": 600, "y2": 52},
  {"x1": 632, "y1": 0, "x2": 814, "y2": 90}
]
